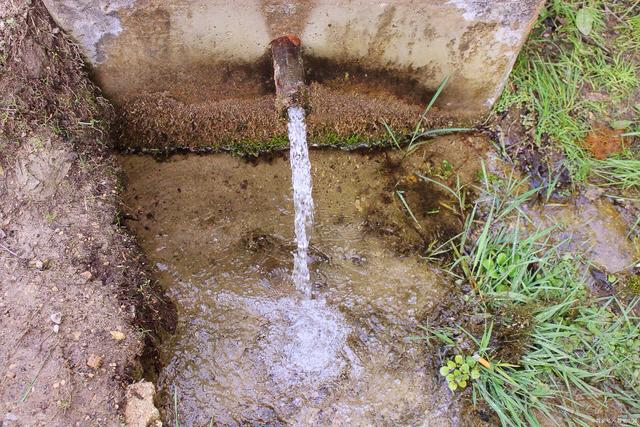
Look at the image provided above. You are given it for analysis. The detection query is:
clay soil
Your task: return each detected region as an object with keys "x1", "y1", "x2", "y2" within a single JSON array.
[{"x1": 0, "y1": 2, "x2": 172, "y2": 426}]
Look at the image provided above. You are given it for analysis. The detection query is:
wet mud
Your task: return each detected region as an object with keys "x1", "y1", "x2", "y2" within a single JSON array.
[
  {"x1": 0, "y1": 2, "x2": 173, "y2": 426},
  {"x1": 118, "y1": 137, "x2": 488, "y2": 425},
  {"x1": 524, "y1": 188, "x2": 639, "y2": 274},
  {"x1": 484, "y1": 152, "x2": 638, "y2": 275}
]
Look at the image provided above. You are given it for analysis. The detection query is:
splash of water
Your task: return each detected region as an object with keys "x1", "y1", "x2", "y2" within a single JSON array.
[{"x1": 287, "y1": 106, "x2": 314, "y2": 298}]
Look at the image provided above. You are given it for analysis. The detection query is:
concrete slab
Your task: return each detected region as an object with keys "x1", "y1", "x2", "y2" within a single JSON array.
[{"x1": 43, "y1": 0, "x2": 544, "y2": 124}]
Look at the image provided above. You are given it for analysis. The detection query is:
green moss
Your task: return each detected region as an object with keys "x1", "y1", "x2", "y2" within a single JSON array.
[
  {"x1": 224, "y1": 135, "x2": 289, "y2": 157},
  {"x1": 312, "y1": 131, "x2": 393, "y2": 149},
  {"x1": 221, "y1": 130, "x2": 394, "y2": 157},
  {"x1": 626, "y1": 275, "x2": 640, "y2": 295}
]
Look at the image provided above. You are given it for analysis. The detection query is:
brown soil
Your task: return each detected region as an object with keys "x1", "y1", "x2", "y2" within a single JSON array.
[
  {"x1": 582, "y1": 124, "x2": 625, "y2": 160},
  {"x1": 491, "y1": 105, "x2": 572, "y2": 196},
  {"x1": 0, "y1": 1, "x2": 172, "y2": 425}
]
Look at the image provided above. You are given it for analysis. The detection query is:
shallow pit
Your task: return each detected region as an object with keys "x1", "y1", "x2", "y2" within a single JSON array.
[{"x1": 118, "y1": 135, "x2": 489, "y2": 425}]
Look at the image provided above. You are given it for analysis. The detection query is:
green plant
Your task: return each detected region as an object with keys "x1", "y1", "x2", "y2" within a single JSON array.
[
  {"x1": 436, "y1": 160, "x2": 453, "y2": 179},
  {"x1": 588, "y1": 154, "x2": 640, "y2": 189},
  {"x1": 44, "y1": 211, "x2": 57, "y2": 223},
  {"x1": 384, "y1": 76, "x2": 473, "y2": 159},
  {"x1": 420, "y1": 168, "x2": 640, "y2": 426},
  {"x1": 57, "y1": 398, "x2": 71, "y2": 412},
  {"x1": 439, "y1": 354, "x2": 481, "y2": 391},
  {"x1": 497, "y1": 0, "x2": 640, "y2": 189}
]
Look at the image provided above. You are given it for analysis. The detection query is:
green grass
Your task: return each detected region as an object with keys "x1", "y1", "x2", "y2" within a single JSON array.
[
  {"x1": 589, "y1": 153, "x2": 640, "y2": 189},
  {"x1": 384, "y1": 76, "x2": 473, "y2": 160},
  {"x1": 420, "y1": 168, "x2": 640, "y2": 426},
  {"x1": 496, "y1": 0, "x2": 640, "y2": 189}
]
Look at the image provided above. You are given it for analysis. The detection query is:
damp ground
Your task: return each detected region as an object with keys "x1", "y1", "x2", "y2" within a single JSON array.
[
  {"x1": 118, "y1": 136, "x2": 489, "y2": 425},
  {"x1": 118, "y1": 133, "x2": 640, "y2": 425}
]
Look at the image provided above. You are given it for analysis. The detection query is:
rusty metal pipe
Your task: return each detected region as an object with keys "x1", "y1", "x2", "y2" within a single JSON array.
[{"x1": 270, "y1": 34, "x2": 306, "y2": 113}]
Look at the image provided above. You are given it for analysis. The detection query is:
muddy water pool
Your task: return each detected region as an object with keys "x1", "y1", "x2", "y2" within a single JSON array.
[
  {"x1": 117, "y1": 134, "x2": 639, "y2": 425},
  {"x1": 118, "y1": 137, "x2": 489, "y2": 426}
]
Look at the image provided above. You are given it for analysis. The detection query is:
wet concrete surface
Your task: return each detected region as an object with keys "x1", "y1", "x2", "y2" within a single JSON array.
[{"x1": 118, "y1": 142, "x2": 487, "y2": 426}]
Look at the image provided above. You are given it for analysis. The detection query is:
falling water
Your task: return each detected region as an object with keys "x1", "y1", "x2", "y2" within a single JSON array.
[{"x1": 287, "y1": 105, "x2": 314, "y2": 298}]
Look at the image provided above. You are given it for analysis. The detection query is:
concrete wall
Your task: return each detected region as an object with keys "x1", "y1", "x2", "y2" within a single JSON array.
[{"x1": 43, "y1": 0, "x2": 544, "y2": 122}]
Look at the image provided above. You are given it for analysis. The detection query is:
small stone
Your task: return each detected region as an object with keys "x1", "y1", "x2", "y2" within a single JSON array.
[
  {"x1": 29, "y1": 259, "x2": 45, "y2": 270},
  {"x1": 53, "y1": 324, "x2": 60, "y2": 333},
  {"x1": 5, "y1": 371, "x2": 15, "y2": 379},
  {"x1": 52, "y1": 286, "x2": 59, "y2": 292},
  {"x1": 80, "y1": 271, "x2": 92, "y2": 280},
  {"x1": 86, "y1": 354, "x2": 103, "y2": 369},
  {"x1": 50, "y1": 312, "x2": 62, "y2": 324},
  {"x1": 125, "y1": 381, "x2": 161, "y2": 427},
  {"x1": 110, "y1": 331, "x2": 125, "y2": 341},
  {"x1": 53, "y1": 382, "x2": 59, "y2": 389},
  {"x1": 72, "y1": 331, "x2": 81, "y2": 340}
]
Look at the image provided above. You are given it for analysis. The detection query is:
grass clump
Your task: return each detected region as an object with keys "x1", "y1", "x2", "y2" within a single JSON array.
[
  {"x1": 420, "y1": 169, "x2": 640, "y2": 426},
  {"x1": 384, "y1": 76, "x2": 473, "y2": 160},
  {"x1": 588, "y1": 150, "x2": 640, "y2": 189},
  {"x1": 496, "y1": 0, "x2": 640, "y2": 189}
]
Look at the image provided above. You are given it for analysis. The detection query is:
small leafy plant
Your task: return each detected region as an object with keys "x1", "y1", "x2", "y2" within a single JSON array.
[{"x1": 439, "y1": 354, "x2": 481, "y2": 391}]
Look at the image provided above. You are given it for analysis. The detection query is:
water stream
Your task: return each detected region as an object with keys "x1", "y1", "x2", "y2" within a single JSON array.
[{"x1": 287, "y1": 106, "x2": 314, "y2": 297}]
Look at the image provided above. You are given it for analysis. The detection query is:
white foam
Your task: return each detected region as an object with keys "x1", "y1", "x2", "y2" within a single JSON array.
[{"x1": 287, "y1": 106, "x2": 314, "y2": 297}]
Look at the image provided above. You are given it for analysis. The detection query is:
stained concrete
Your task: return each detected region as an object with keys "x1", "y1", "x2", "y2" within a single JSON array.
[{"x1": 43, "y1": 0, "x2": 544, "y2": 123}]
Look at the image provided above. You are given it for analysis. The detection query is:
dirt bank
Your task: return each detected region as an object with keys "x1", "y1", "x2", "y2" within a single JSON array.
[{"x1": 0, "y1": 2, "x2": 172, "y2": 425}]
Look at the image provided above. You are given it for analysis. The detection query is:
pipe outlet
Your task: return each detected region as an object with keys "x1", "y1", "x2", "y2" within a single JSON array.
[{"x1": 270, "y1": 34, "x2": 307, "y2": 113}]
